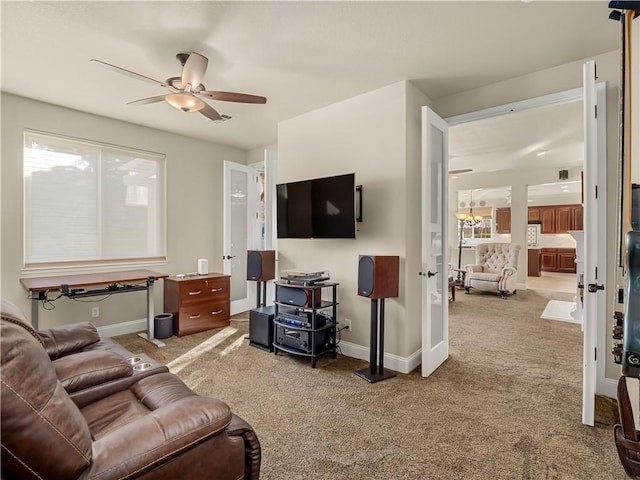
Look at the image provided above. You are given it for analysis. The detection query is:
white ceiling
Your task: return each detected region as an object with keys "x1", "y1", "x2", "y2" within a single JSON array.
[{"x1": 1, "y1": 1, "x2": 618, "y2": 152}]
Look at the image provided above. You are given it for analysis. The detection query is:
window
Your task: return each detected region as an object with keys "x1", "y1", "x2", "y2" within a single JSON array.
[
  {"x1": 461, "y1": 218, "x2": 493, "y2": 241},
  {"x1": 23, "y1": 130, "x2": 166, "y2": 269}
]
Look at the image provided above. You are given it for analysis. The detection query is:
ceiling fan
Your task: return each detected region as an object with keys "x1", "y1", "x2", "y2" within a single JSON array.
[
  {"x1": 91, "y1": 52, "x2": 267, "y2": 122},
  {"x1": 448, "y1": 168, "x2": 473, "y2": 175}
]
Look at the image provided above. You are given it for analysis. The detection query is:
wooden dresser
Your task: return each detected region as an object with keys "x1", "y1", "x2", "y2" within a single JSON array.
[{"x1": 163, "y1": 273, "x2": 231, "y2": 336}]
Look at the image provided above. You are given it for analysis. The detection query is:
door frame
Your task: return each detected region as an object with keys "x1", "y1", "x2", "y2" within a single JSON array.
[{"x1": 444, "y1": 84, "x2": 614, "y2": 403}]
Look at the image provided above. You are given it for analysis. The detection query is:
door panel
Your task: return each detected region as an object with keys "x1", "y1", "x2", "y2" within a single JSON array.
[{"x1": 421, "y1": 106, "x2": 449, "y2": 377}]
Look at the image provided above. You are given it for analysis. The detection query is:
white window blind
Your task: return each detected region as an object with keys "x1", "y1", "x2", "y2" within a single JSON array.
[{"x1": 23, "y1": 130, "x2": 166, "y2": 268}]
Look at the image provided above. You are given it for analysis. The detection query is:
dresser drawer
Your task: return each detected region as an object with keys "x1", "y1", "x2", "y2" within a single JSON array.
[
  {"x1": 178, "y1": 277, "x2": 229, "y2": 304},
  {"x1": 175, "y1": 300, "x2": 230, "y2": 336}
]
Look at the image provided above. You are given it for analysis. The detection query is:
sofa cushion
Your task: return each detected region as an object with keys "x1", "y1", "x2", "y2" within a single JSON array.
[
  {"x1": 1, "y1": 320, "x2": 93, "y2": 479},
  {"x1": 39, "y1": 321, "x2": 101, "y2": 359},
  {"x1": 54, "y1": 350, "x2": 133, "y2": 393}
]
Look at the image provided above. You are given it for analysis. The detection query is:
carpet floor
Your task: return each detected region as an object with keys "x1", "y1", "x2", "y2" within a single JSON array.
[{"x1": 115, "y1": 287, "x2": 623, "y2": 479}]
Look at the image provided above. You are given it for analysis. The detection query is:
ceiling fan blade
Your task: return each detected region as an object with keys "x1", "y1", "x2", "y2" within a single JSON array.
[
  {"x1": 181, "y1": 52, "x2": 208, "y2": 91},
  {"x1": 197, "y1": 90, "x2": 267, "y2": 104},
  {"x1": 198, "y1": 102, "x2": 223, "y2": 121},
  {"x1": 127, "y1": 95, "x2": 168, "y2": 106},
  {"x1": 448, "y1": 169, "x2": 473, "y2": 175},
  {"x1": 91, "y1": 59, "x2": 172, "y2": 89}
]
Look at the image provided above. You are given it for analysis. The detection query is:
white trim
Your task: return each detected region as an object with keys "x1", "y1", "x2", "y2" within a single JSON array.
[
  {"x1": 97, "y1": 318, "x2": 146, "y2": 338},
  {"x1": 339, "y1": 341, "x2": 421, "y2": 375},
  {"x1": 599, "y1": 377, "x2": 618, "y2": 400},
  {"x1": 445, "y1": 87, "x2": 583, "y2": 125}
]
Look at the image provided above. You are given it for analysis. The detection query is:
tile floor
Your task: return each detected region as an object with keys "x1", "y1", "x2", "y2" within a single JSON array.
[{"x1": 527, "y1": 271, "x2": 577, "y2": 294}]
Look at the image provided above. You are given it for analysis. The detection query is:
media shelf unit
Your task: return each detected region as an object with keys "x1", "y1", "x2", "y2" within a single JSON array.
[{"x1": 273, "y1": 281, "x2": 338, "y2": 368}]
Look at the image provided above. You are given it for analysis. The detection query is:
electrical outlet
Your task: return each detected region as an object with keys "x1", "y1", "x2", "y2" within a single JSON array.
[
  {"x1": 344, "y1": 318, "x2": 352, "y2": 331},
  {"x1": 91, "y1": 306, "x2": 99, "y2": 318}
]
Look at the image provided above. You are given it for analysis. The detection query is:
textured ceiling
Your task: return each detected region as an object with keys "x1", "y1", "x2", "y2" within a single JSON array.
[{"x1": 1, "y1": 1, "x2": 618, "y2": 151}]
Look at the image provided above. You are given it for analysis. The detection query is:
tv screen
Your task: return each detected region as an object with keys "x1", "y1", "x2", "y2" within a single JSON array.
[{"x1": 277, "y1": 173, "x2": 356, "y2": 239}]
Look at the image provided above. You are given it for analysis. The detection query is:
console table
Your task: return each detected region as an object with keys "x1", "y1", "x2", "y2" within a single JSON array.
[{"x1": 20, "y1": 269, "x2": 169, "y2": 347}]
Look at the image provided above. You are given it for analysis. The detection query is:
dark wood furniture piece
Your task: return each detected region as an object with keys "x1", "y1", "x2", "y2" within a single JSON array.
[
  {"x1": 614, "y1": 376, "x2": 640, "y2": 479},
  {"x1": 163, "y1": 273, "x2": 231, "y2": 337},
  {"x1": 273, "y1": 281, "x2": 337, "y2": 368},
  {"x1": 540, "y1": 248, "x2": 577, "y2": 273},
  {"x1": 495, "y1": 208, "x2": 511, "y2": 234},
  {"x1": 527, "y1": 249, "x2": 541, "y2": 277},
  {"x1": 20, "y1": 269, "x2": 169, "y2": 346},
  {"x1": 529, "y1": 204, "x2": 583, "y2": 234}
]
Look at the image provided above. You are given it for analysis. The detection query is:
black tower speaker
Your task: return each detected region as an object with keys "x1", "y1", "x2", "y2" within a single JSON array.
[
  {"x1": 357, "y1": 255, "x2": 400, "y2": 299},
  {"x1": 247, "y1": 250, "x2": 276, "y2": 282},
  {"x1": 249, "y1": 305, "x2": 275, "y2": 352}
]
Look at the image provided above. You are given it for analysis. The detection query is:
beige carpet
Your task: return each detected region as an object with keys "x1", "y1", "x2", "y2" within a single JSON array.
[{"x1": 115, "y1": 288, "x2": 623, "y2": 480}]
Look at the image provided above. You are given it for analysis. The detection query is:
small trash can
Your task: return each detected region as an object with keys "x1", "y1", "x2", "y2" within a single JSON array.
[{"x1": 154, "y1": 313, "x2": 174, "y2": 339}]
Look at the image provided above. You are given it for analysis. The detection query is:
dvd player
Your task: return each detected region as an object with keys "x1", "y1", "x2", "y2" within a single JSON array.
[{"x1": 277, "y1": 311, "x2": 328, "y2": 329}]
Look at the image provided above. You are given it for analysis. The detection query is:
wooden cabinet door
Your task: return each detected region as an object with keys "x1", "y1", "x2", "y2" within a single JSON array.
[
  {"x1": 571, "y1": 205, "x2": 583, "y2": 230},
  {"x1": 495, "y1": 208, "x2": 511, "y2": 234},
  {"x1": 540, "y1": 207, "x2": 556, "y2": 234},
  {"x1": 557, "y1": 249, "x2": 577, "y2": 273},
  {"x1": 555, "y1": 206, "x2": 572, "y2": 233},
  {"x1": 528, "y1": 207, "x2": 541, "y2": 223},
  {"x1": 527, "y1": 249, "x2": 541, "y2": 277},
  {"x1": 540, "y1": 248, "x2": 557, "y2": 271}
]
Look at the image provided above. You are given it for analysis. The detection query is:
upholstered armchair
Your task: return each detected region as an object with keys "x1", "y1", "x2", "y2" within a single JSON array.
[{"x1": 464, "y1": 243, "x2": 521, "y2": 299}]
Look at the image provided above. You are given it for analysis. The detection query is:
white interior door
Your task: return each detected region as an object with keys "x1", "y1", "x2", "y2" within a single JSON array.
[
  {"x1": 223, "y1": 161, "x2": 258, "y2": 315},
  {"x1": 582, "y1": 60, "x2": 607, "y2": 426},
  {"x1": 421, "y1": 106, "x2": 449, "y2": 377}
]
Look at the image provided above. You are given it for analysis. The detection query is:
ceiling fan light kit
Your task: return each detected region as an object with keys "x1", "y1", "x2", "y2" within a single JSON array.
[
  {"x1": 166, "y1": 93, "x2": 204, "y2": 112},
  {"x1": 91, "y1": 51, "x2": 266, "y2": 122}
]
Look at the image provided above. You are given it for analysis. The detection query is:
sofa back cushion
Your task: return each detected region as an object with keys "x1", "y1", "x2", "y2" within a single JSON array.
[
  {"x1": 475, "y1": 243, "x2": 521, "y2": 272},
  {"x1": 1, "y1": 320, "x2": 93, "y2": 479}
]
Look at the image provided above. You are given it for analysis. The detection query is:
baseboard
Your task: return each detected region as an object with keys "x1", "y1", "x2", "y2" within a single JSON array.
[
  {"x1": 97, "y1": 318, "x2": 146, "y2": 338},
  {"x1": 597, "y1": 376, "x2": 619, "y2": 399},
  {"x1": 338, "y1": 340, "x2": 421, "y2": 374}
]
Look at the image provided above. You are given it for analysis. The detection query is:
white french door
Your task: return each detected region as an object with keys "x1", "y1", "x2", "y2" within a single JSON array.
[
  {"x1": 581, "y1": 60, "x2": 607, "y2": 426},
  {"x1": 223, "y1": 161, "x2": 258, "y2": 315},
  {"x1": 421, "y1": 106, "x2": 449, "y2": 377}
]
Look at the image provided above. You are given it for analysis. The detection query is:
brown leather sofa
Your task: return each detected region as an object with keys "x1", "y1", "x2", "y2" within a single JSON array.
[{"x1": 1, "y1": 299, "x2": 261, "y2": 479}]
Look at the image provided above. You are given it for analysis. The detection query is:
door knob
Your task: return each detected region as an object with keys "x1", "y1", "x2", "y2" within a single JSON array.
[
  {"x1": 427, "y1": 270, "x2": 437, "y2": 278},
  {"x1": 223, "y1": 255, "x2": 236, "y2": 260},
  {"x1": 587, "y1": 283, "x2": 604, "y2": 293}
]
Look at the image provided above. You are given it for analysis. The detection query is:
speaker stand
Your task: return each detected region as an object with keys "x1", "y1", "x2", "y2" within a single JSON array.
[
  {"x1": 354, "y1": 298, "x2": 396, "y2": 383},
  {"x1": 255, "y1": 281, "x2": 268, "y2": 308}
]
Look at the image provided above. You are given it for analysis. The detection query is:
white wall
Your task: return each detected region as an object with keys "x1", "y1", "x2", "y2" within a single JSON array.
[
  {"x1": 1, "y1": 93, "x2": 247, "y2": 330},
  {"x1": 277, "y1": 81, "x2": 430, "y2": 360}
]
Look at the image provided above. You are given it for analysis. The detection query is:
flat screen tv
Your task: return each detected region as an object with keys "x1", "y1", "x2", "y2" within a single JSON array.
[{"x1": 277, "y1": 173, "x2": 356, "y2": 239}]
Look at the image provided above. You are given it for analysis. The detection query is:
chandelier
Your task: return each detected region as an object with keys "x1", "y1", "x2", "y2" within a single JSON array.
[{"x1": 456, "y1": 191, "x2": 483, "y2": 227}]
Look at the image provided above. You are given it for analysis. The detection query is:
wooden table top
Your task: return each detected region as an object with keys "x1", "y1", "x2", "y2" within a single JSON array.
[{"x1": 20, "y1": 269, "x2": 169, "y2": 292}]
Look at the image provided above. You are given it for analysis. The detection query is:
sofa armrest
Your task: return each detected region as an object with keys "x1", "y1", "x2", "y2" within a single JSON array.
[
  {"x1": 464, "y1": 264, "x2": 483, "y2": 274},
  {"x1": 227, "y1": 414, "x2": 262, "y2": 480},
  {"x1": 85, "y1": 397, "x2": 234, "y2": 479},
  {"x1": 53, "y1": 350, "x2": 132, "y2": 393},
  {"x1": 39, "y1": 322, "x2": 101, "y2": 359}
]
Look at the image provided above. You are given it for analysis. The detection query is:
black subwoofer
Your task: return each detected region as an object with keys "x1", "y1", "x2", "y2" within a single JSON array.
[
  {"x1": 357, "y1": 255, "x2": 400, "y2": 299},
  {"x1": 249, "y1": 305, "x2": 275, "y2": 352},
  {"x1": 247, "y1": 250, "x2": 276, "y2": 282}
]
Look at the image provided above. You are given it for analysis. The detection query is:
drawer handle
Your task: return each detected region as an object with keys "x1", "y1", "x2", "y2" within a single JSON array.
[
  {"x1": 211, "y1": 309, "x2": 223, "y2": 315},
  {"x1": 210, "y1": 288, "x2": 223, "y2": 292},
  {"x1": 189, "y1": 314, "x2": 201, "y2": 319},
  {"x1": 188, "y1": 290, "x2": 202, "y2": 296}
]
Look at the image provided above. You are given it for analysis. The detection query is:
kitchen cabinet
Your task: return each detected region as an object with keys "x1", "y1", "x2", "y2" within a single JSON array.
[
  {"x1": 534, "y1": 204, "x2": 583, "y2": 234},
  {"x1": 495, "y1": 208, "x2": 511, "y2": 234},
  {"x1": 528, "y1": 249, "x2": 541, "y2": 277},
  {"x1": 540, "y1": 248, "x2": 576, "y2": 273},
  {"x1": 557, "y1": 248, "x2": 577, "y2": 273},
  {"x1": 540, "y1": 207, "x2": 556, "y2": 234}
]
